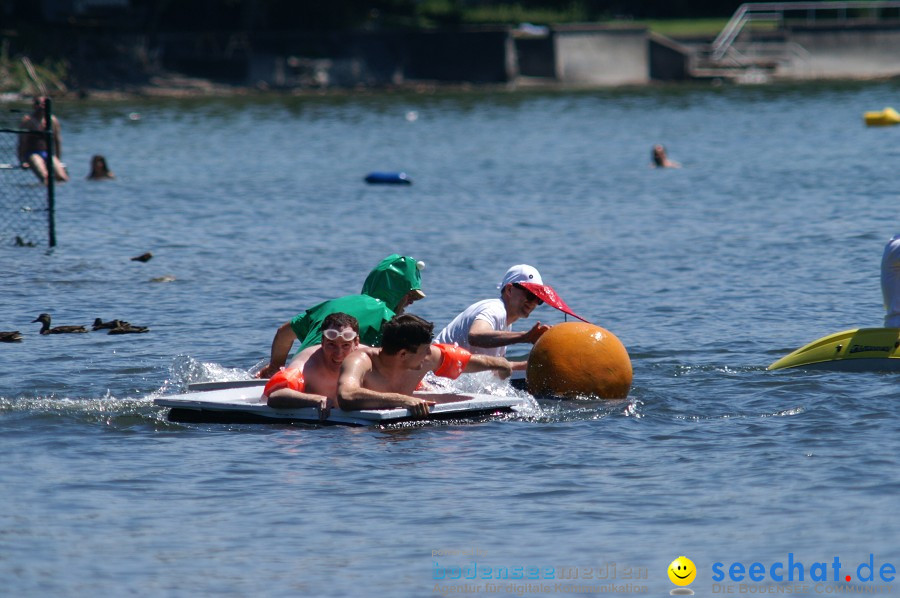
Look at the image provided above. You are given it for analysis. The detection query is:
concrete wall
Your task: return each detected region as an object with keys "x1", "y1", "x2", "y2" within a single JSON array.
[
  {"x1": 648, "y1": 32, "x2": 690, "y2": 82},
  {"x1": 159, "y1": 26, "x2": 658, "y2": 88},
  {"x1": 159, "y1": 29, "x2": 515, "y2": 87},
  {"x1": 553, "y1": 26, "x2": 648, "y2": 86},
  {"x1": 515, "y1": 36, "x2": 555, "y2": 78},
  {"x1": 405, "y1": 30, "x2": 515, "y2": 83},
  {"x1": 779, "y1": 26, "x2": 900, "y2": 79}
]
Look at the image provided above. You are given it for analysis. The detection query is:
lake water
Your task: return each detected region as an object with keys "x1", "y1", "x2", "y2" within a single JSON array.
[{"x1": 2, "y1": 81, "x2": 900, "y2": 597}]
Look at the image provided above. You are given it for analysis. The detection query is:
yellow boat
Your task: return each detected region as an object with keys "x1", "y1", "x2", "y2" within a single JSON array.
[
  {"x1": 864, "y1": 107, "x2": 900, "y2": 126},
  {"x1": 768, "y1": 328, "x2": 900, "y2": 371}
]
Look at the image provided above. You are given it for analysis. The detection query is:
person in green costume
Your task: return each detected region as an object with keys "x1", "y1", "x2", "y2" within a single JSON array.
[{"x1": 256, "y1": 254, "x2": 426, "y2": 379}]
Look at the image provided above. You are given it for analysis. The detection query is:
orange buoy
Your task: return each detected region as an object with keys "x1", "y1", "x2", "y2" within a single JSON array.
[{"x1": 526, "y1": 322, "x2": 632, "y2": 399}]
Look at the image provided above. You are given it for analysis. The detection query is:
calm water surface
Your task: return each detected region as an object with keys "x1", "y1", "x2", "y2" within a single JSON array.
[{"x1": 2, "y1": 82, "x2": 900, "y2": 597}]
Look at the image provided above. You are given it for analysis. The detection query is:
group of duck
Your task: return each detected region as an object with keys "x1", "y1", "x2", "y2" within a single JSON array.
[
  {"x1": 0, "y1": 314, "x2": 150, "y2": 343},
  {"x1": 0, "y1": 252, "x2": 160, "y2": 343}
]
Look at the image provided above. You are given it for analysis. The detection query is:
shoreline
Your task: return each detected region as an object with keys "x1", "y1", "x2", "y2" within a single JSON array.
[
  {"x1": 9, "y1": 15, "x2": 900, "y2": 102},
  {"x1": 4, "y1": 67, "x2": 900, "y2": 105}
]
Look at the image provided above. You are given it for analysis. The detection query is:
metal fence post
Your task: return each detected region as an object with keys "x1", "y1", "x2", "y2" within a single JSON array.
[{"x1": 45, "y1": 97, "x2": 56, "y2": 248}]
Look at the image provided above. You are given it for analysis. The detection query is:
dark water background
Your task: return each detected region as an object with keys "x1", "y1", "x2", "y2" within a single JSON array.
[{"x1": 2, "y1": 82, "x2": 899, "y2": 596}]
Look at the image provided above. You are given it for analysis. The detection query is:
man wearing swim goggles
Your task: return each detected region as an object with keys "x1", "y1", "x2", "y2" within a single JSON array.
[{"x1": 264, "y1": 312, "x2": 361, "y2": 417}]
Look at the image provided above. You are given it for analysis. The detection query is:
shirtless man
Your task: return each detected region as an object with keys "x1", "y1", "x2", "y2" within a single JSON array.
[
  {"x1": 262, "y1": 312, "x2": 360, "y2": 416},
  {"x1": 337, "y1": 314, "x2": 513, "y2": 417},
  {"x1": 18, "y1": 96, "x2": 69, "y2": 184}
]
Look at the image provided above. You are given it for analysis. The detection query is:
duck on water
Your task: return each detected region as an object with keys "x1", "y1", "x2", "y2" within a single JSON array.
[
  {"x1": 0, "y1": 331, "x2": 23, "y2": 342},
  {"x1": 32, "y1": 314, "x2": 88, "y2": 334},
  {"x1": 93, "y1": 318, "x2": 129, "y2": 330},
  {"x1": 108, "y1": 324, "x2": 149, "y2": 334}
]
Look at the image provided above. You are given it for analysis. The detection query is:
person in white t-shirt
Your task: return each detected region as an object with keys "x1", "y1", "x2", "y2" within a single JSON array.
[
  {"x1": 881, "y1": 235, "x2": 900, "y2": 327},
  {"x1": 434, "y1": 265, "x2": 588, "y2": 370}
]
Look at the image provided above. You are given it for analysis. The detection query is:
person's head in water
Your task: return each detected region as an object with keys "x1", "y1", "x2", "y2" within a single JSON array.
[
  {"x1": 651, "y1": 144, "x2": 681, "y2": 168},
  {"x1": 652, "y1": 144, "x2": 667, "y2": 167},
  {"x1": 88, "y1": 155, "x2": 114, "y2": 180},
  {"x1": 380, "y1": 314, "x2": 434, "y2": 369}
]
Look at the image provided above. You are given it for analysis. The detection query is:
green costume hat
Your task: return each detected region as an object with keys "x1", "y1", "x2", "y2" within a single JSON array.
[{"x1": 361, "y1": 254, "x2": 425, "y2": 312}]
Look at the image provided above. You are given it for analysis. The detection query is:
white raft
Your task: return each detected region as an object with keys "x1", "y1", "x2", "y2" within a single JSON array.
[{"x1": 155, "y1": 384, "x2": 524, "y2": 427}]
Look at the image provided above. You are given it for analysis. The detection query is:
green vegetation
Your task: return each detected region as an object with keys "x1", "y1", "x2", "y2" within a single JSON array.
[
  {"x1": 418, "y1": 0, "x2": 593, "y2": 26},
  {"x1": 464, "y1": 4, "x2": 591, "y2": 24},
  {"x1": 414, "y1": 3, "x2": 733, "y2": 37},
  {"x1": 644, "y1": 19, "x2": 729, "y2": 37},
  {"x1": 0, "y1": 43, "x2": 68, "y2": 94}
]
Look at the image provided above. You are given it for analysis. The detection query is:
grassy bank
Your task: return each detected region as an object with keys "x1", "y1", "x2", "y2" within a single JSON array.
[
  {"x1": 415, "y1": 1, "x2": 730, "y2": 37},
  {"x1": 0, "y1": 45, "x2": 68, "y2": 95},
  {"x1": 644, "y1": 19, "x2": 728, "y2": 37}
]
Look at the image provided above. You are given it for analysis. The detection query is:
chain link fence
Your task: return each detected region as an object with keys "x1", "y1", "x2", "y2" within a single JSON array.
[{"x1": 0, "y1": 102, "x2": 55, "y2": 248}]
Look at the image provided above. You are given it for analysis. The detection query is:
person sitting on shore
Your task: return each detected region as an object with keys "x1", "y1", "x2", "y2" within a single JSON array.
[
  {"x1": 337, "y1": 314, "x2": 512, "y2": 417},
  {"x1": 87, "y1": 155, "x2": 115, "y2": 180},
  {"x1": 263, "y1": 312, "x2": 361, "y2": 417},
  {"x1": 18, "y1": 96, "x2": 69, "y2": 184},
  {"x1": 651, "y1": 144, "x2": 681, "y2": 168}
]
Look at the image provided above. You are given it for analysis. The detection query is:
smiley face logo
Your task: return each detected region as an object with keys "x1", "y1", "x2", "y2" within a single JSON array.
[{"x1": 668, "y1": 556, "x2": 696, "y2": 586}]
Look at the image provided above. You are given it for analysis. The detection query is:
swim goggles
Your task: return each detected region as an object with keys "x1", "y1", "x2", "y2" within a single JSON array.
[{"x1": 322, "y1": 328, "x2": 358, "y2": 342}]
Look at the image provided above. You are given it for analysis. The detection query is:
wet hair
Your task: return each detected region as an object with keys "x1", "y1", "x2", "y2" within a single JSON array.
[
  {"x1": 87, "y1": 155, "x2": 115, "y2": 180},
  {"x1": 380, "y1": 314, "x2": 433, "y2": 355},
  {"x1": 89, "y1": 155, "x2": 109, "y2": 173},
  {"x1": 322, "y1": 312, "x2": 359, "y2": 333},
  {"x1": 652, "y1": 145, "x2": 665, "y2": 167}
]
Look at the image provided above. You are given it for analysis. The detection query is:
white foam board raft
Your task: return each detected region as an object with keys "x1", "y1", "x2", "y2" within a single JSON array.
[
  {"x1": 186, "y1": 380, "x2": 267, "y2": 391},
  {"x1": 155, "y1": 385, "x2": 524, "y2": 427}
]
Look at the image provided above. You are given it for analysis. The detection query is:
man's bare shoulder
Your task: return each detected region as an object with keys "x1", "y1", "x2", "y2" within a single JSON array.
[
  {"x1": 344, "y1": 348, "x2": 374, "y2": 367},
  {"x1": 287, "y1": 344, "x2": 320, "y2": 370},
  {"x1": 345, "y1": 346, "x2": 377, "y2": 367}
]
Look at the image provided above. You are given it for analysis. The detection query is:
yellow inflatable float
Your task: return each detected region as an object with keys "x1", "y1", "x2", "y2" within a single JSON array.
[
  {"x1": 864, "y1": 107, "x2": 900, "y2": 126},
  {"x1": 526, "y1": 322, "x2": 632, "y2": 399},
  {"x1": 768, "y1": 327, "x2": 900, "y2": 372}
]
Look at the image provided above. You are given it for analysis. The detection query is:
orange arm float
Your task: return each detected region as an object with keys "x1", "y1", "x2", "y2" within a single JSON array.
[
  {"x1": 263, "y1": 367, "x2": 306, "y2": 396},
  {"x1": 432, "y1": 343, "x2": 473, "y2": 380}
]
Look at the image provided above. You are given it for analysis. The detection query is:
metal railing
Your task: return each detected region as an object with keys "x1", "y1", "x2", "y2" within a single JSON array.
[
  {"x1": 701, "y1": 39, "x2": 811, "y2": 69},
  {"x1": 712, "y1": 1, "x2": 900, "y2": 60}
]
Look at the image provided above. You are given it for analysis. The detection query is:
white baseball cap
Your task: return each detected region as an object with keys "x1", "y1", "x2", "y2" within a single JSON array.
[
  {"x1": 498, "y1": 264, "x2": 588, "y2": 322},
  {"x1": 498, "y1": 264, "x2": 543, "y2": 289}
]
